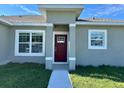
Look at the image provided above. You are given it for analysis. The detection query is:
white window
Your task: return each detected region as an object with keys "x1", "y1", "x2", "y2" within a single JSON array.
[
  {"x1": 88, "y1": 29, "x2": 107, "y2": 49},
  {"x1": 15, "y1": 30, "x2": 45, "y2": 56}
]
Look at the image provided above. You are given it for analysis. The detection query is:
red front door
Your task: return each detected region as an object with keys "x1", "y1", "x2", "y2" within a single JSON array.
[{"x1": 55, "y1": 35, "x2": 67, "y2": 62}]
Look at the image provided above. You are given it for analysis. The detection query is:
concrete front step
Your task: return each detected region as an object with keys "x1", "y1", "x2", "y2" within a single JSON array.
[{"x1": 52, "y1": 64, "x2": 69, "y2": 70}]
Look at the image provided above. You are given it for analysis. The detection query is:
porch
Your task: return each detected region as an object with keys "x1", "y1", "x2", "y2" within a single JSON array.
[{"x1": 45, "y1": 24, "x2": 76, "y2": 70}]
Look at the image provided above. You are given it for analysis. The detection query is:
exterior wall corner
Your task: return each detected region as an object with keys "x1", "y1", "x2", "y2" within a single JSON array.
[
  {"x1": 45, "y1": 24, "x2": 53, "y2": 70},
  {"x1": 69, "y1": 24, "x2": 76, "y2": 70}
]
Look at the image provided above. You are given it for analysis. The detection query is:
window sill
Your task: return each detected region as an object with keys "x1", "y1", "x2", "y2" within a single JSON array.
[
  {"x1": 88, "y1": 46, "x2": 107, "y2": 50},
  {"x1": 15, "y1": 53, "x2": 45, "y2": 56}
]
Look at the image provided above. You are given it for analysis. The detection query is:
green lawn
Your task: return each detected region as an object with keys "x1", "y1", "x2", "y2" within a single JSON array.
[
  {"x1": 70, "y1": 65, "x2": 124, "y2": 88},
  {"x1": 0, "y1": 63, "x2": 51, "y2": 88}
]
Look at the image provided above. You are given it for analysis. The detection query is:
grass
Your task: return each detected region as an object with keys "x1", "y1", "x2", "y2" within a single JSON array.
[
  {"x1": 0, "y1": 63, "x2": 51, "y2": 88},
  {"x1": 70, "y1": 65, "x2": 124, "y2": 88}
]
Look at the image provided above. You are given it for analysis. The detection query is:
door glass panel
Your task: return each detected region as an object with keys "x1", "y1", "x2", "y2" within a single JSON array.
[{"x1": 57, "y1": 36, "x2": 65, "y2": 43}]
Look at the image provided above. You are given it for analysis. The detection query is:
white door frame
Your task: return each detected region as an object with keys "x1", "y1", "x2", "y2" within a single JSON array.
[{"x1": 53, "y1": 31, "x2": 68, "y2": 64}]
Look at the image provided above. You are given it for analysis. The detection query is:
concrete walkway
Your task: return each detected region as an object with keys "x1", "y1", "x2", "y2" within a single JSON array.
[{"x1": 48, "y1": 70, "x2": 73, "y2": 88}]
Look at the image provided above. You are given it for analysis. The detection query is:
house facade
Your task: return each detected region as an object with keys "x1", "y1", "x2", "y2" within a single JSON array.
[{"x1": 1, "y1": 4, "x2": 124, "y2": 70}]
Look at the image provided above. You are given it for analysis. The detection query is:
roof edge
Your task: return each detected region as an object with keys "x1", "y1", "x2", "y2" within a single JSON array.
[
  {"x1": 0, "y1": 18, "x2": 13, "y2": 25},
  {"x1": 40, "y1": 4, "x2": 83, "y2": 9},
  {"x1": 1, "y1": 20, "x2": 124, "y2": 26},
  {"x1": 76, "y1": 22, "x2": 124, "y2": 26},
  {"x1": 10, "y1": 23, "x2": 53, "y2": 26}
]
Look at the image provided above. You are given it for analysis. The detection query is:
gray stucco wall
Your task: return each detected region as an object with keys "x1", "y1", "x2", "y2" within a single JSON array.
[
  {"x1": 0, "y1": 24, "x2": 10, "y2": 64},
  {"x1": 8, "y1": 26, "x2": 46, "y2": 64},
  {"x1": 1, "y1": 23, "x2": 124, "y2": 67},
  {"x1": 47, "y1": 11, "x2": 76, "y2": 24},
  {"x1": 76, "y1": 25, "x2": 124, "y2": 66},
  {"x1": 54, "y1": 25, "x2": 69, "y2": 31}
]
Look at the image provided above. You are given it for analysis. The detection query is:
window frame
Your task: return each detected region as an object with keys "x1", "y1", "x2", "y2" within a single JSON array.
[
  {"x1": 15, "y1": 30, "x2": 45, "y2": 56},
  {"x1": 88, "y1": 29, "x2": 107, "y2": 49}
]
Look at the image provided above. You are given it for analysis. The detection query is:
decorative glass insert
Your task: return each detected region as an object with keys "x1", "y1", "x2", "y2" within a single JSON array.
[{"x1": 57, "y1": 36, "x2": 65, "y2": 43}]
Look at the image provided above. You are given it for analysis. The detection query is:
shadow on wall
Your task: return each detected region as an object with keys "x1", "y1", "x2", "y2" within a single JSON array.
[{"x1": 71, "y1": 65, "x2": 124, "y2": 82}]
